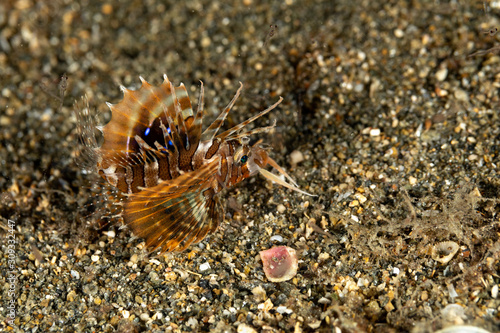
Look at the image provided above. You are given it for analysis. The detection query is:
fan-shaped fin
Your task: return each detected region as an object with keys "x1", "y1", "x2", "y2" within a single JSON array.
[{"x1": 122, "y1": 159, "x2": 221, "y2": 253}]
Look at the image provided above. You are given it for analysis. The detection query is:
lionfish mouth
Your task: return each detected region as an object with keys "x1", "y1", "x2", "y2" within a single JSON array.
[{"x1": 259, "y1": 157, "x2": 315, "y2": 197}]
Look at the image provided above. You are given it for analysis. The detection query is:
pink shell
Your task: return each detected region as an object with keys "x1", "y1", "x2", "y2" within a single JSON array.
[{"x1": 260, "y1": 246, "x2": 298, "y2": 282}]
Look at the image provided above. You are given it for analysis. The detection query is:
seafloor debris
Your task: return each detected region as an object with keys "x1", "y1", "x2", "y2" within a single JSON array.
[
  {"x1": 260, "y1": 246, "x2": 298, "y2": 282},
  {"x1": 432, "y1": 241, "x2": 460, "y2": 264}
]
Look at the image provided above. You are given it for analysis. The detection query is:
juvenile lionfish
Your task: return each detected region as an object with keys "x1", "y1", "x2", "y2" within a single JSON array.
[{"x1": 77, "y1": 75, "x2": 312, "y2": 254}]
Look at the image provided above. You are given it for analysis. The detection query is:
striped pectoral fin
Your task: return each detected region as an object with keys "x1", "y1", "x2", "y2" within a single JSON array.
[
  {"x1": 177, "y1": 188, "x2": 222, "y2": 251},
  {"x1": 162, "y1": 191, "x2": 222, "y2": 252},
  {"x1": 122, "y1": 159, "x2": 221, "y2": 253},
  {"x1": 195, "y1": 191, "x2": 222, "y2": 242}
]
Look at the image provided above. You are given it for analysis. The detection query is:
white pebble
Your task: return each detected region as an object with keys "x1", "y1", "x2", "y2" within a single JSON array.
[
  {"x1": 357, "y1": 277, "x2": 369, "y2": 287},
  {"x1": 276, "y1": 305, "x2": 293, "y2": 314},
  {"x1": 277, "y1": 204, "x2": 286, "y2": 214},
  {"x1": 435, "y1": 68, "x2": 448, "y2": 82},
  {"x1": 354, "y1": 83, "x2": 364, "y2": 93},
  {"x1": 357, "y1": 51, "x2": 366, "y2": 61},
  {"x1": 91, "y1": 255, "x2": 99, "y2": 262},
  {"x1": 318, "y1": 252, "x2": 330, "y2": 261},
  {"x1": 318, "y1": 297, "x2": 331, "y2": 304},
  {"x1": 237, "y1": 323, "x2": 258, "y2": 333},
  {"x1": 369, "y1": 128, "x2": 381, "y2": 136},
  {"x1": 270, "y1": 235, "x2": 283, "y2": 242},
  {"x1": 149, "y1": 259, "x2": 161, "y2": 265},
  {"x1": 394, "y1": 28, "x2": 404, "y2": 38},
  {"x1": 70, "y1": 270, "x2": 80, "y2": 279},
  {"x1": 454, "y1": 89, "x2": 469, "y2": 102},
  {"x1": 491, "y1": 284, "x2": 499, "y2": 299},
  {"x1": 199, "y1": 262, "x2": 211, "y2": 272},
  {"x1": 201, "y1": 36, "x2": 211, "y2": 47},
  {"x1": 290, "y1": 150, "x2": 304, "y2": 166},
  {"x1": 354, "y1": 193, "x2": 367, "y2": 204}
]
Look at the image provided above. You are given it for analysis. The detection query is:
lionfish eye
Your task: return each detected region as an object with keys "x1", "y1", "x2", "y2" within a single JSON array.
[{"x1": 240, "y1": 155, "x2": 248, "y2": 164}]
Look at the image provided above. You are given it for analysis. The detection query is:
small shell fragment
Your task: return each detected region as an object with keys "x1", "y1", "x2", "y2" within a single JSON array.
[
  {"x1": 260, "y1": 246, "x2": 298, "y2": 282},
  {"x1": 432, "y1": 241, "x2": 459, "y2": 264}
]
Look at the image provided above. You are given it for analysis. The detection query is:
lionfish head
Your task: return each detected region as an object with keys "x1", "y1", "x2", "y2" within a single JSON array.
[{"x1": 233, "y1": 137, "x2": 314, "y2": 197}]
